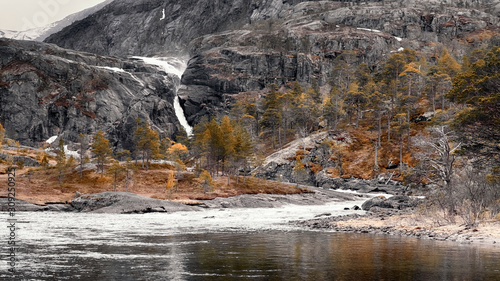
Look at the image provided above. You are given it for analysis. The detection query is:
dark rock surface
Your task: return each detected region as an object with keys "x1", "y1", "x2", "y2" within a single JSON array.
[
  {"x1": 43, "y1": 0, "x2": 500, "y2": 124},
  {"x1": 0, "y1": 39, "x2": 182, "y2": 150},
  {"x1": 71, "y1": 192, "x2": 199, "y2": 213},
  {"x1": 0, "y1": 153, "x2": 40, "y2": 167},
  {"x1": 197, "y1": 187, "x2": 365, "y2": 208},
  {"x1": 0, "y1": 197, "x2": 72, "y2": 212},
  {"x1": 256, "y1": 131, "x2": 406, "y2": 194},
  {"x1": 361, "y1": 195, "x2": 423, "y2": 211}
]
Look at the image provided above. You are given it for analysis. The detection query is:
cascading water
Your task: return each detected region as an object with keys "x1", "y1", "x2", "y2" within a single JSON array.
[{"x1": 131, "y1": 56, "x2": 193, "y2": 136}]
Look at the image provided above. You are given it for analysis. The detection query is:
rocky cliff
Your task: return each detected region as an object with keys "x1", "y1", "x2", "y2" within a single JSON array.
[
  {"x1": 0, "y1": 39, "x2": 182, "y2": 150},
  {"x1": 44, "y1": 0, "x2": 500, "y2": 123},
  {"x1": 180, "y1": 0, "x2": 500, "y2": 121},
  {"x1": 1, "y1": 0, "x2": 499, "y2": 145}
]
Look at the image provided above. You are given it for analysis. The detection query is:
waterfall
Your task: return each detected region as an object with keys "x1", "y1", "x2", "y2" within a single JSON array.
[{"x1": 131, "y1": 56, "x2": 193, "y2": 136}]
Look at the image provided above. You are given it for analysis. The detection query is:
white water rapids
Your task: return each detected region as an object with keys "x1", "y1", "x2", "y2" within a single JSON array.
[{"x1": 132, "y1": 56, "x2": 193, "y2": 136}]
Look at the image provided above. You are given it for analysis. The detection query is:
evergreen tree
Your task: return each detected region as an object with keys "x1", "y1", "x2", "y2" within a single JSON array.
[
  {"x1": 165, "y1": 170, "x2": 176, "y2": 194},
  {"x1": 134, "y1": 119, "x2": 161, "y2": 170},
  {"x1": 78, "y1": 133, "x2": 88, "y2": 178},
  {"x1": 448, "y1": 46, "x2": 500, "y2": 167},
  {"x1": 261, "y1": 84, "x2": 282, "y2": 149},
  {"x1": 56, "y1": 138, "x2": 66, "y2": 184},
  {"x1": 92, "y1": 130, "x2": 112, "y2": 176},
  {"x1": 108, "y1": 160, "x2": 126, "y2": 191}
]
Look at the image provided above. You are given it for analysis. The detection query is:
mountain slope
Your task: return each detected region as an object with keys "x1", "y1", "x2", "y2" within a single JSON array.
[
  {"x1": 0, "y1": 39, "x2": 181, "y2": 149},
  {"x1": 44, "y1": 0, "x2": 500, "y2": 124}
]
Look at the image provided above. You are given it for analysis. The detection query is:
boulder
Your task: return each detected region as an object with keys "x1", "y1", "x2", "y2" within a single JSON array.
[
  {"x1": 70, "y1": 192, "x2": 199, "y2": 213},
  {"x1": 362, "y1": 195, "x2": 422, "y2": 211}
]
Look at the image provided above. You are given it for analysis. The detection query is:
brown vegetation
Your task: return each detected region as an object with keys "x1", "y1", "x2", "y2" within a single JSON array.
[{"x1": 0, "y1": 160, "x2": 310, "y2": 205}]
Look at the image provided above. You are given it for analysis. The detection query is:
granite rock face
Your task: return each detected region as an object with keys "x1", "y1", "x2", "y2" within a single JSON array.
[
  {"x1": 44, "y1": 0, "x2": 500, "y2": 123},
  {"x1": 0, "y1": 39, "x2": 182, "y2": 150},
  {"x1": 1, "y1": 0, "x2": 498, "y2": 144},
  {"x1": 71, "y1": 192, "x2": 198, "y2": 213}
]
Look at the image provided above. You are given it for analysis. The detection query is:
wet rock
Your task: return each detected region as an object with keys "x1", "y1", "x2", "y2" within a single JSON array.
[
  {"x1": 70, "y1": 192, "x2": 199, "y2": 213},
  {"x1": 0, "y1": 198, "x2": 53, "y2": 212},
  {"x1": 361, "y1": 195, "x2": 422, "y2": 211}
]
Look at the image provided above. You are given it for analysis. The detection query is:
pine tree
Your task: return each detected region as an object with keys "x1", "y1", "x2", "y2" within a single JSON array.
[
  {"x1": 92, "y1": 130, "x2": 112, "y2": 176},
  {"x1": 200, "y1": 169, "x2": 215, "y2": 194},
  {"x1": 344, "y1": 82, "x2": 367, "y2": 128},
  {"x1": 108, "y1": 160, "x2": 126, "y2": 191},
  {"x1": 78, "y1": 133, "x2": 88, "y2": 178},
  {"x1": 448, "y1": 46, "x2": 500, "y2": 167},
  {"x1": 437, "y1": 49, "x2": 461, "y2": 78},
  {"x1": 165, "y1": 170, "x2": 176, "y2": 194},
  {"x1": 261, "y1": 84, "x2": 282, "y2": 149},
  {"x1": 56, "y1": 138, "x2": 66, "y2": 184},
  {"x1": 134, "y1": 119, "x2": 161, "y2": 170},
  {"x1": 399, "y1": 62, "x2": 421, "y2": 96}
]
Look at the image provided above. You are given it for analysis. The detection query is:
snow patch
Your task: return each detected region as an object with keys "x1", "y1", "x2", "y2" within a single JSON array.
[
  {"x1": 64, "y1": 145, "x2": 80, "y2": 159},
  {"x1": 395, "y1": 36, "x2": 403, "y2": 42},
  {"x1": 46, "y1": 136, "x2": 58, "y2": 144},
  {"x1": 97, "y1": 66, "x2": 126, "y2": 73},
  {"x1": 160, "y1": 8, "x2": 166, "y2": 21},
  {"x1": 357, "y1": 27, "x2": 381, "y2": 33}
]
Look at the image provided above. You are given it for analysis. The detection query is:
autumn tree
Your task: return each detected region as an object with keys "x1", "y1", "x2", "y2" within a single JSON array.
[
  {"x1": 413, "y1": 126, "x2": 462, "y2": 220},
  {"x1": 55, "y1": 138, "x2": 66, "y2": 184},
  {"x1": 92, "y1": 130, "x2": 112, "y2": 176},
  {"x1": 323, "y1": 86, "x2": 343, "y2": 130},
  {"x1": 134, "y1": 119, "x2": 161, "y2": 169},
  {"x1": 165, "y1": 170, "x2": 176, "y2": 194},
  {"x1": 293, "y1": 155, "x2": 307, "y2": 187},
  {"x1": 78, "y1": 133, "x2": 88, "y2": 178},
  {"x1": 108, "y1": 160, "x2": 126, "y2": 192},
  {"x1": 200, "y1": 169, "x2": 215, "y2": 193},
  {"x1": 344, "y1": 82, "x2": 367, "y2": 128},
  {"x1": 447, "y1": 46, "x2": 500, "y2": 168},
  {"x1": 232, "y1": 126, "x2": 253, "y2": 184},
  {"x1": 261, "y1": 84, "x2": 282, "y2": 149}
]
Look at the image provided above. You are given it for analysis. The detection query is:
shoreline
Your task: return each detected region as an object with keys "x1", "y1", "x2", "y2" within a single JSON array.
[
  {"x1": 293, "y1": 209, "x2": 500, "y2": 248},
  {"x1": 2, "y1": 188, "x2": 498, "y2": 248}
]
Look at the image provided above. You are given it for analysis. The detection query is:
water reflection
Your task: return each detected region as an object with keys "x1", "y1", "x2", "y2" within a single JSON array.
[{"x1": 2, "y1": 212, "x2": 500, "y2": 280}]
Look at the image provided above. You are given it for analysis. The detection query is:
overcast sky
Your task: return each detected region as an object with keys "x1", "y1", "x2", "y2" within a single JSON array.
[{"x1": 0, "y1": 0, "x2": 108, "y2": 31}]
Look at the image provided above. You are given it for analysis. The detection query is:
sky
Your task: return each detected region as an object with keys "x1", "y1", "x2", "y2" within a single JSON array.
[{"x1": 0, "y1": 0, "x2": 109, "y2": 31}]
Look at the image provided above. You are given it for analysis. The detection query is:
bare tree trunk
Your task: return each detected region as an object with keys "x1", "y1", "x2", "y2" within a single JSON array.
[
  {"x1": 377, "y1": 111, "x2": 382, "y2": 147},
  {"x1": 399, "y1": 136, "x2": 404, "y2": 172}
]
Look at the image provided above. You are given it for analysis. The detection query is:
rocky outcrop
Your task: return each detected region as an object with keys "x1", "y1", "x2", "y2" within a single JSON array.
[
  {"x1": 361, "y1": 195, "x2": 422, "y2": 211},
  {"x1": 0, "y1": 197, "x2": 71, "y2": 211},
  {"x1": 44, "y1": 0, "x2": 308, "y2": 57},
  {"x1": 1, "y1": 0, "x2": 498, "y2": 144},
  {"x1": 0, "y1": 153, "x2": 40, "y2": 167},
  {"x1": 179, "y1": 1, "x2": 500, "y2": 122},
  {"x1": 71, "y1": 192, "x2": 199, "y2": 213},
  {"x1": 256, "y1": 131, "x2": 407, "y2": 193},
  {"x1": 0, "y1": 39, "x2": 182, "y2": 150},
  {"x1": 197, "y1": 187, "x2": 363, "y2": 208}
]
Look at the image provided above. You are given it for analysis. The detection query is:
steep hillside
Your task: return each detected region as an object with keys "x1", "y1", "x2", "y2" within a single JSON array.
[
  {"x1": 45, "y1": 0, "x2": 500, "y2": 123},
  {"x1": 0, "y1": 39, "x2": 182, "y2": 150}
]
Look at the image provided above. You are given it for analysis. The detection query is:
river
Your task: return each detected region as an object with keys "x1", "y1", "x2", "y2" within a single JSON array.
[{"x1": 2, "y1": 199, "x2": 500, "y2": 280}]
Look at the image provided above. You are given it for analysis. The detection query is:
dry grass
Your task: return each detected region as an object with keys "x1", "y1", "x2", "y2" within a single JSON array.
[{"x1": 0, "y1": 161, "x2": 311, "y2": 205}]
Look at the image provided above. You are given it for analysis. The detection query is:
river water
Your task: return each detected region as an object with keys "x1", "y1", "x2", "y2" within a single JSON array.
[{"x1": 2, "y1": 199, "x2": 500, "y2": 280}]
